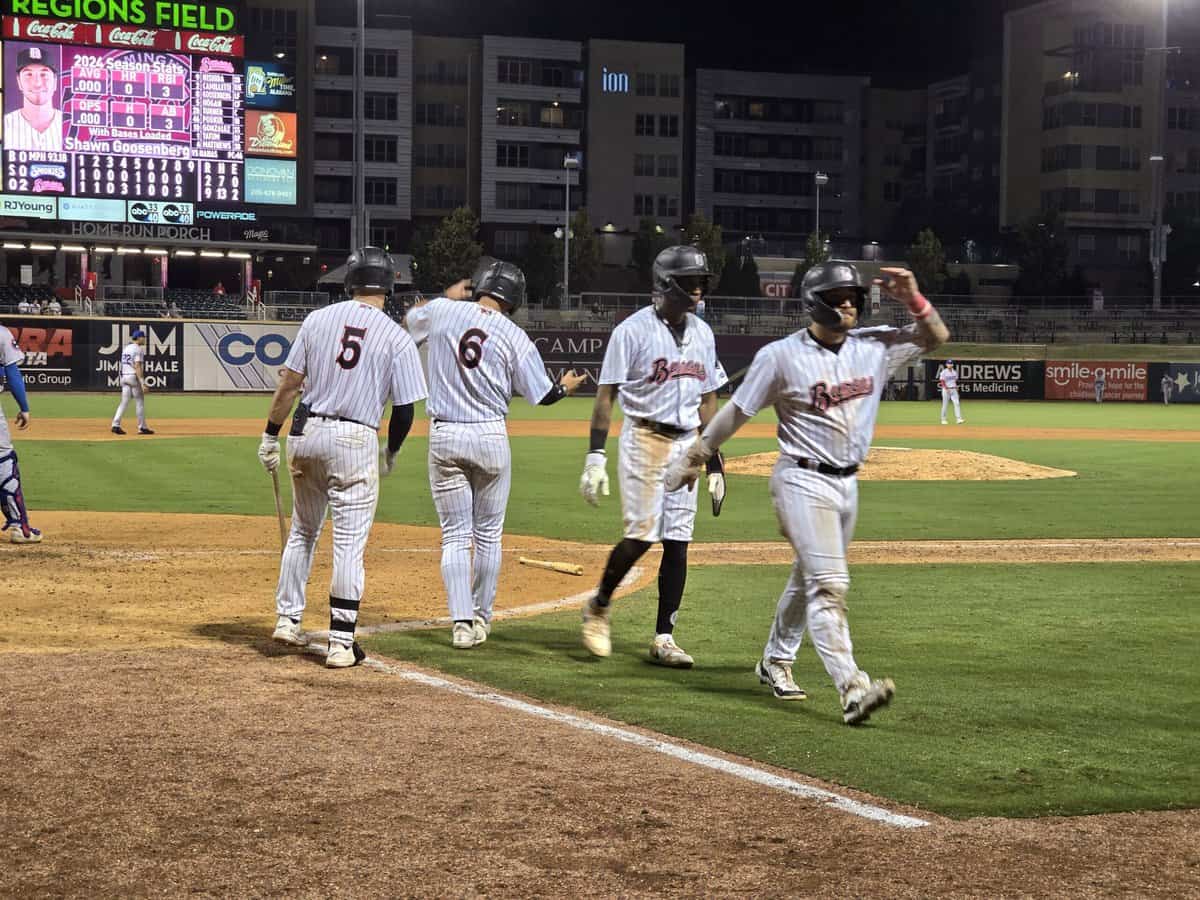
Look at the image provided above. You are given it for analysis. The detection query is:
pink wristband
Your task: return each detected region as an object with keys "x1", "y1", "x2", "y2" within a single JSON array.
[{"x1": 908, "y1": 292, "x2": 931, "y2": 318}]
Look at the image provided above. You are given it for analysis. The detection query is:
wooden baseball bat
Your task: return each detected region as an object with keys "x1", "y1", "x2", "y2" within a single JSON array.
[
  {"x1": 270, "y1": 468, "x2": 287, "y2": 555},
  {"x1": 519, "y1": 556, "x2": 584, "y2": 577}
]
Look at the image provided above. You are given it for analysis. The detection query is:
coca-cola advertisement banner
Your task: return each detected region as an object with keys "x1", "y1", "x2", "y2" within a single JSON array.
[
  {"x1": 5, "y1": 16, "x2": 244, "y2": 57},
  {"x1": 1044, "y1": 360, "x2": 1148, "y2": 402}
]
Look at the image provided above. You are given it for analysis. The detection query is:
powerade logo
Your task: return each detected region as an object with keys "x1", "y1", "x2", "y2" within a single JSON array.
[
  {"x1": 197, "y1": 209, "x2": 257, "y2": 221},
  {"x1": 218, "y1": 331, "x2": 292, "y2": 366}
]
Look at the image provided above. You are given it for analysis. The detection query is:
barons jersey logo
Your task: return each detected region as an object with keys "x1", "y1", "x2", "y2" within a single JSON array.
[
  {"x1": 809, "y1": 375, "x2": 875, "y2": 412},
  {"x1": 648, "y1": 358, "x2": 706, "y2": 385}
]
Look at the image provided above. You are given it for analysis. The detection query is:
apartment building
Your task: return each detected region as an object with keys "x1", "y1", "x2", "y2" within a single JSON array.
[{"x1": 862, "y1": 87, "x2": 927, "y2": 242}]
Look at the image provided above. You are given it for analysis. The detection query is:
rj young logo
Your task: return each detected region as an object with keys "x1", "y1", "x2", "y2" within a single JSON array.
[{"x1": 601, "y1": 67, "x2": 629, "y2": 93}]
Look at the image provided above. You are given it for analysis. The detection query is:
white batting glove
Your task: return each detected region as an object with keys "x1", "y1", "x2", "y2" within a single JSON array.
[
  {"x1": 258, "y1": 433, "x2": 280, "y2": 473},
  {"x1": 708, "y1": 472, "x2": 726, "y2": 516},
  {"x1": 380, "y1": 446, "x2": 398, "y2": 477},
  {"x1": 665, "y1": 437, "x2": 712, "y2": 492},
  {"x1": 580, "y1": 451, "x2": 609, "y2": 506}
]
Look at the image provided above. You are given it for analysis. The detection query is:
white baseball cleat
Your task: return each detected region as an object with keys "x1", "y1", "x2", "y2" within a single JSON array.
[
  {"x1": 940, "y1": 420, "x2": 947, "y2": 425},
  {"x1": 472, "y1": 615, "x2": 491, "y2": 645},
  {"x1": 956, "y1": 418, "x2": 965, "y2": 424},
  {"x1": 842, "y1": 677, "x2": 896, "y2": 725},
  {"x1": 272, "y1": 615, "x2": 305, "y2": 646},
  {"x1": 755, "y1": 658, "x2": 807, "y2": 700},
  {"x1": 581, "y1": 597, "x2": 611, "y2": 657},
  {"x1": 451, "y1": 622, "x2": 476, "y2": 649},
  {"x1": 649, "y1": 634, "x2": 694, "y2": 668},
  {"x1": 9, "y1": 528, "x2": 42, "y2": 544},
  {"x1": 326, "y1": 641, "x2": 364, "y2": 668}
]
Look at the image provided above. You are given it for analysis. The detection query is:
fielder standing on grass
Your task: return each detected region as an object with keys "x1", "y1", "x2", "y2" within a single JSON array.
[
  {"x1": 404, "y1": 260, "x2": 587, "y2": 649},
  {"x1": 579, "y1": 245, "x2": 728, "y2": 667},
  {"x1": 257, "y1": 247, "x2": 427, "y2": 668},
  {"x1": 110, "y1": 328, "x2": 154, "y2": 435},
  {"x1": 0, "y1": 326, "x2": 42, "y2": 543},
  {"x1": 666, "y1": 263, "x2": 949, "y2": 724},
  {"x1": 938, "y1": 358, "x2": 964, "y2": 424}
]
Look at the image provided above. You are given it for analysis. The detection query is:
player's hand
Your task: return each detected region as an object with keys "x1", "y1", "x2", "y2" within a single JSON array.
[
  {"x1": 580, "y1": 451, "x2": 609, "y2": 506},
  {"x1": 444, "y1": 278, "x2": 473, "y2": 301},
  {"x1": 874, "y1": 266, "x2": 919, "y2": 301},
  {"x1": 708, "y1": 473, "x2": 726, "y2": 516},
  {"x1": 140, "y1": 381, "x2": 151, "y2": 394},
  {"x1": 258, "y1": 433, "x2": 280, "y2": 473},
  {"x1": 14, "y1": 411, "x2": 29, "y2": 430},
  {"x1": 380, "y1": 446, "x2": 398, "y2": 477},
  {"x1": 560, "y1": 369, "x2": 589, "y2": 395}
]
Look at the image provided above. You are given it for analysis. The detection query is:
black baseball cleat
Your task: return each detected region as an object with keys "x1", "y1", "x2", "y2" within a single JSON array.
[
  {"x1": 352, "y1": 641, "x2": 366, "y2": 664},
  {"x1": 138, "y1": 427, "x2": 155, "y2": 435},
  {"x1": 111, "y1": 426, "x2": 126, "y2": 435}
]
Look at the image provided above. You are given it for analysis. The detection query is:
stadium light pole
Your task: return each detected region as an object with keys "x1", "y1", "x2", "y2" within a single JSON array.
[
  {"x1": 563, "y1": 154, "x2": 580, "y2": 306},
  {"x1": 814, "y1": 172, "x2": 830, "y2": 245},
  {"x1": 354, "y1": 0, "x2": 367, "y2": 250}
]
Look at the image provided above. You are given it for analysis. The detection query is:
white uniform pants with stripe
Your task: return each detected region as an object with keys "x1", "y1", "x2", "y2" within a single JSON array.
[
  {"x1": 618, "y1": 420, "x2": 698, "y2": 543},
  {"x1": 275, "y1": 419, "x2": 379, "y2": 645},
  {"x1": 940, "y1": 387, "x2": 961, "y2": 422},
  {"x1": 429, "y1": 420, "x2": 511, "y2": 624},
  {"x1": 111, "y1": 375, "x2": 146, "y2": 429},
  {"x1": 764, "y1": 458, "x2": 867, "y2": 695}
]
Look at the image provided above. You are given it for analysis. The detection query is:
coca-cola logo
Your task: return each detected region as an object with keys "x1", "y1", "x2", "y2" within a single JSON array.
[
  {"x1": 108, "y1": 27, "x2": 156, "y2": 47},
  {"x1": 25, "y1": 20, "x2": 78, "y2": 40},
  {"x1": 187, "y1": 34, "x2": 235, "y2": 53}
]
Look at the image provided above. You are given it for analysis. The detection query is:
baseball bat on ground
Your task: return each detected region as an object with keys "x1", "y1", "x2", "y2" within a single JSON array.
[
  {"x1": 270, "y1": 468, "x2": 287, "y2": 554},
  {"x1": 519, "y1": 556, "x2": 584, "y2": 576}
]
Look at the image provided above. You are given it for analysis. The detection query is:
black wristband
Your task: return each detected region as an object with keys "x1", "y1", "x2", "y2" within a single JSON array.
[
  {"x1": 589, "y1": 427, "x2": 608, "y2": 453},
  {"x1": 265, "y1": 420, "x2": 282, "y2": 437},
  {"x1": 538, "y1": 383, "x2": 567, "y2": 406},
  {"x1": 705, "y1": 449, "x2": 724, "y2": 475}
]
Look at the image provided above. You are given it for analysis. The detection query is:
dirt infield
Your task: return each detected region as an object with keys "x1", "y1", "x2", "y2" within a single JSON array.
[
  {"x1": 3, "y1": 512, "x2": 1197, "y2": 895},
  {"x1": 727, "y1": 447, "x2": 1077, "y2": 481},
  {"x1": 23, "y1": 416, "x2": 1200, "y2": 442}
]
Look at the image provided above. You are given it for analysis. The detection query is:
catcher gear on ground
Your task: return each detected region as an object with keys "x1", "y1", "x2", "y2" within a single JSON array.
[
  {"x1": 0, "y1": 449, "x2": 38, "y2": 541},
  {"x1": 653, "y1": 245, "x2": 711, "y2": 319},
  {"x1": 344, "y1": 246, "x2": 395, "y2": 299},
  {"x1": 800, "y1": 261, "x2": 867, "y2": 328},
  {"x1": 473, "y1": 259, "x2": 527, "y2": 312}
]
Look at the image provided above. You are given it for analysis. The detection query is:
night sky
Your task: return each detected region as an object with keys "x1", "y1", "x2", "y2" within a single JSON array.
[{"x1": 393, "y1": 0, "x2": 1030, "y2": 88}]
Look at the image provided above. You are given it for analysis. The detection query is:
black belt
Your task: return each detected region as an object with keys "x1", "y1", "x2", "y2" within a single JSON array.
[
  {"x1": 634, "y1": 418, "x2": 693, "y2": 438},
  {"x1": 311, "y1": 412, "x2": 373, "y2": 428},
  {"x1": 794, "y1": 457, "x2": 859, "y2": 477}
]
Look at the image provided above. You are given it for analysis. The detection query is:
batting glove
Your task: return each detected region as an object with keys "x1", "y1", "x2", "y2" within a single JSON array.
[
  {"x1": 708, "y1": 473, "x2": 726, "y2": 516},
  {"x1": 380, "y1": 446, "x2": 399, "y2": 477},
  {"x1": 580, "y1": 451, "x2": 609, "y2": 506},
  {"x1": 665, "y1": 437, "x2": 711, "y2": 492},
  {"x1": 258, "y1": 433, "x2": 280, "y2": 473}
]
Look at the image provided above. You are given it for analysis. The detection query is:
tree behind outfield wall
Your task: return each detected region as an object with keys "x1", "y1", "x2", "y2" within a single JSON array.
[
  {"x1": 682, "y1": 211, "x2": 726, "y2": 285},
  {"x1": 1013, "y1": 210, "x2": 1069, "y2": 297},
  {"x1": 412, "y1": 206, "x2": 483, "y2": 294},
  {"x1": 630, "y1": 217, "x2": 673, "y2": 290},
  {"x1": 737, "y1": 253, "x2": 763, "y2": 297},
  {"x1": 907, "y1": 228, "x2": 946, "y2": 294},
  {"x1": 567, "y1": 209, "x2": 603, "y2": 294},
  {"x1": 790, "y1": 231, "x2": 831, "y2": 296},
  {"x1": 520, "y1": 231, "x2": 560, "y2": 304},
  {"x1": 714, "y1": 249, "x2": 741, "y2": 295}
]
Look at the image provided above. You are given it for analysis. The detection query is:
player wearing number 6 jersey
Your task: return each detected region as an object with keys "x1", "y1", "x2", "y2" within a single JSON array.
[
  {"x1": 405, "y1": 260, "x2": 587, "y2": 649},
  {"x1": 257, "y1": 247, "x2": 427, "y2": 668}
]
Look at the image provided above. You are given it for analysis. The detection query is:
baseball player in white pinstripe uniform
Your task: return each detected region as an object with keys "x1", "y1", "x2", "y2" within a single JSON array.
[
  {"x1": 667, "y1": 264, "x2": 950, "y2": 724},
  {"x1": 4, "y1": 46, "x2": 63, "y2": 152},
  {"x1": 258, "y1": 247, "x2": 427, "y2": 668},
  {"x1": 405, "y1": 260, "x2": 587, "y2": 648},
  {"x1": 0, "y1": 326, "x2": 42, "y2": 543},
  {"x1": 938, "y1": 359, "x2": 963, "y2": 424},
  {"x1": 579, "y1": 245, "x2": 728, "y2": 667}
]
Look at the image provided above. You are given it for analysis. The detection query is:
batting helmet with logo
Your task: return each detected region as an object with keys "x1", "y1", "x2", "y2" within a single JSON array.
[
  {"x1": 800, "y1": 260, "x2": 867, "y2": 328},
  {"x1": 473, "y1": 259, "x2": 527, "y2": 313},
  {"x1": 652, "y1": 245, "x2": 711, "y2": 319},
  {"x1": 344, "y1": 246, "x2": 395, "y2": 299}
]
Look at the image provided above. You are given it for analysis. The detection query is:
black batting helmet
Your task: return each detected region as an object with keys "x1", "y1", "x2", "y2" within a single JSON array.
[
  {"x1": 800, "y1": 260, "x2": 867, "y2": 328},
  {"x1": 344, "y1": 246, "x2": 395, "y2": 299},
  {"x1": 653, "y1": 245, "x2": 711, "y2": 317},
  {"x1": 473, "y1": 259, "x2": 526, "y2": 313}
]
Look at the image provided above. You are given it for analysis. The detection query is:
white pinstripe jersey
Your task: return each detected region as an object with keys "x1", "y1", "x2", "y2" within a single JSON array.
[
  {"x1": 284, "y1": 300, "x2": 427, "y2": 429},
  {"x1": 733, "y1": 325, "x2": 924, "y2": 468},
  {"x1": 599, "y1": 305, "x2": 727, "y2": 430},
  {"x1": 120, "y1": 342, "x2": 144, "y2": 377},
  {"x1": 938, "y1": 367, "x2": 959, "y2": 389},
  {"x1": 3, "y1": 109, "x2": 63, "y2": 151},
  {"x1": 404, "y1": 297, "x2": 554, "y2": 422}
]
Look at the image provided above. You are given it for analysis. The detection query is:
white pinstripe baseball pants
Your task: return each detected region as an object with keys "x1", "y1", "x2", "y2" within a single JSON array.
[
  {"x1": 276, "y1": 419, "x2": 379, "y2": 645},
  {"x1": 111, "y1": 375, "x2": 147, "y2": 429},
  {"x1": 618, "y1": 420, "x2": 698, "y2": 543},
  {"x1": 764, "y1": 458, "x2": 866, "y2": 694},
  {"x1": 428, "y1": 420, "x2": 511, "y2": 624}
]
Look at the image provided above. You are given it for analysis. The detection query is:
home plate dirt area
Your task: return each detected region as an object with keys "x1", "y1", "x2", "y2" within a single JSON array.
[{"x1": 0, "y1": 513, "x2": 1196, "y2": 896}]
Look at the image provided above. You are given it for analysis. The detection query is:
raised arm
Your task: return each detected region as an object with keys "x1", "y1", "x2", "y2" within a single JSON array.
[{"x1": 875, "y1": 266, "x2": 950, "y2": 351}]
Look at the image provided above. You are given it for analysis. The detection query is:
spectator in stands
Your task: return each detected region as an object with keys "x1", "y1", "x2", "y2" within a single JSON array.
[
  {"x1": 37, "y1": 299, "x2": 49, "y2": 314},
  {"x1": 46, "y1": 297, "x2": 61, "y2": 315},
  {"x1": 213, "y1": 281, "x2": 226, "y2": 296},
  {"x1": 166, "y1": 299, "x2": 181, "y2": 318},
  {"x1": 16, "y1": 298, "x2": 32, "y2": 314},
  {"x1": 81, "y1": 295, "x2": 94, "y2": 316}
]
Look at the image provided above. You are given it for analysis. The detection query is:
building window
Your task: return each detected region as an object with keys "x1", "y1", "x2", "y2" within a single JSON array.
[
  {"x1": 494, "y1": 229, "x2": 529, "y2": 258},
  {"x1": 1117, "y1": 234, "x2": 1140, "y2": 260},
  {"x1": 315, "y1": 90, "x2": 354, "y2": 118},
  {"x1": 635, "y1": 113, "x2": 655, "y2": 136},
  {"x1": 315, "y1": 132, "x2": 353, "y2": 160},
  {"x1": 417, "y1": 103, "x2": 465, "y2": 127},
  {"x1": 364, "y1": 135, "x2": 397, "y2": 163},
  {"x1": 498, "y1": 57, "x2": 532, "y2": 84},
  {"x1": 1118, "y1": 190, "x2": 1139, "y2": 213},
  {"x1": 364, "y1": 49, "x2": 399, "y2": 79},
  {"x1": 1077, "y1": 234, "x2": 1096, "y2": 258},
  {"x1": 883, "y1": 146, "x2": 902, "y2": 166},
  {"x1": 365, "y1": 177, "x2": 397, "y2": 206},
  {"x1": 315, "y1": 175, "x2": 353, "y2": 204},
  {"x1": 636, "y1": 72, "x2": 655, "y2": 96},
  {"x1": 883, "y1": 181, "x2": 901, "y2": 202},
  {"x1": 657, "y1": 154, "x2": 678, "y2": 177},
  {"x1": 496, "y1": 182, "x2": 533, "y2": 209},
  {"x1": 364, "y1": 93, "x2": 397, "y2": 120},
  {"x1": 416, "y1": 144, "x2": 466, "y2": 168},
  {"x1": 634, "y1": 153, "x2": 655, "y2": 176},
  {"x1": 539, "y1": 105, "x2": 564, "y2": 127},
  {"x1": 658, "y1": 114, "x2": 679, "y2": 137},
  {"x1": 314, "y1": 46, "x2": 354, "y2": 75},
  {"x1": 633, "y1": 194, "x2": 654, "y2": 216},
  {"x1": 369, "y1": 223, "x2": 399, "y2": 250},
  {"x1": 658, "y1": 73, "x2": 680, "y2": 97},
  {"x1": 416, "y1": 184, "x2": 466, "y2": 210},
  {"x1": 497, "y1": 142, "x2": 530, "y2": 168},
  {"x1": 497, "y1": 102, "x2": 532, "y2": 127},
  {"x1": 656, "y1": 195, "x2": 678, "y2": 218}
]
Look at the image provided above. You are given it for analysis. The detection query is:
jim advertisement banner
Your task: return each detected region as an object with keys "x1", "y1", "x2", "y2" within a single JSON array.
[
  {"x1": 924, "y1": 359, "x2": 1046, "y2": 400},
  {"x1": 1043, "y1": 360, "x2": 1148, "y2": 402},
  {"x1": 1148, "y1": 362, "x2": 1200, "y2": 404},
  {"x1": 184, "y1": 323, "x2": 300, "y2": 391}
]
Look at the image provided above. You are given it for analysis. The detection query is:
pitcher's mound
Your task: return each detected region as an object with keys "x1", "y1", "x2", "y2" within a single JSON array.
[{"x1": 726, "y1": 447, "x2": 1076, "y2": 481}]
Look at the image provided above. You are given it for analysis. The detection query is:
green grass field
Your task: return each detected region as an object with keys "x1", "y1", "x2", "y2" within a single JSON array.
[{"x1": 14, "y1": 392, "x2": 1200, "y2": 819}]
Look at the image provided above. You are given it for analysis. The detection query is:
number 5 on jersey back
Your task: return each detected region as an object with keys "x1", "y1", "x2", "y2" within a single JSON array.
[{"x1": 337, "y1": 326, "x2": 367, "y2": 370}]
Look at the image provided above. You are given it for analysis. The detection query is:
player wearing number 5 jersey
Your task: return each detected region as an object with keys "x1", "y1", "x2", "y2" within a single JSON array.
[
  {"x1": 257, "y1": 247, "x2": 427, "y2": 668},
  {"x1": 405, "y1": 260, "x2": 587, "y2": 649},
  {"x1": 579, "y1": 245, "x2": 728, "y2": 667},
  {"x1": 667, "y1": 263, "x2": 950, "y2": 724}
]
